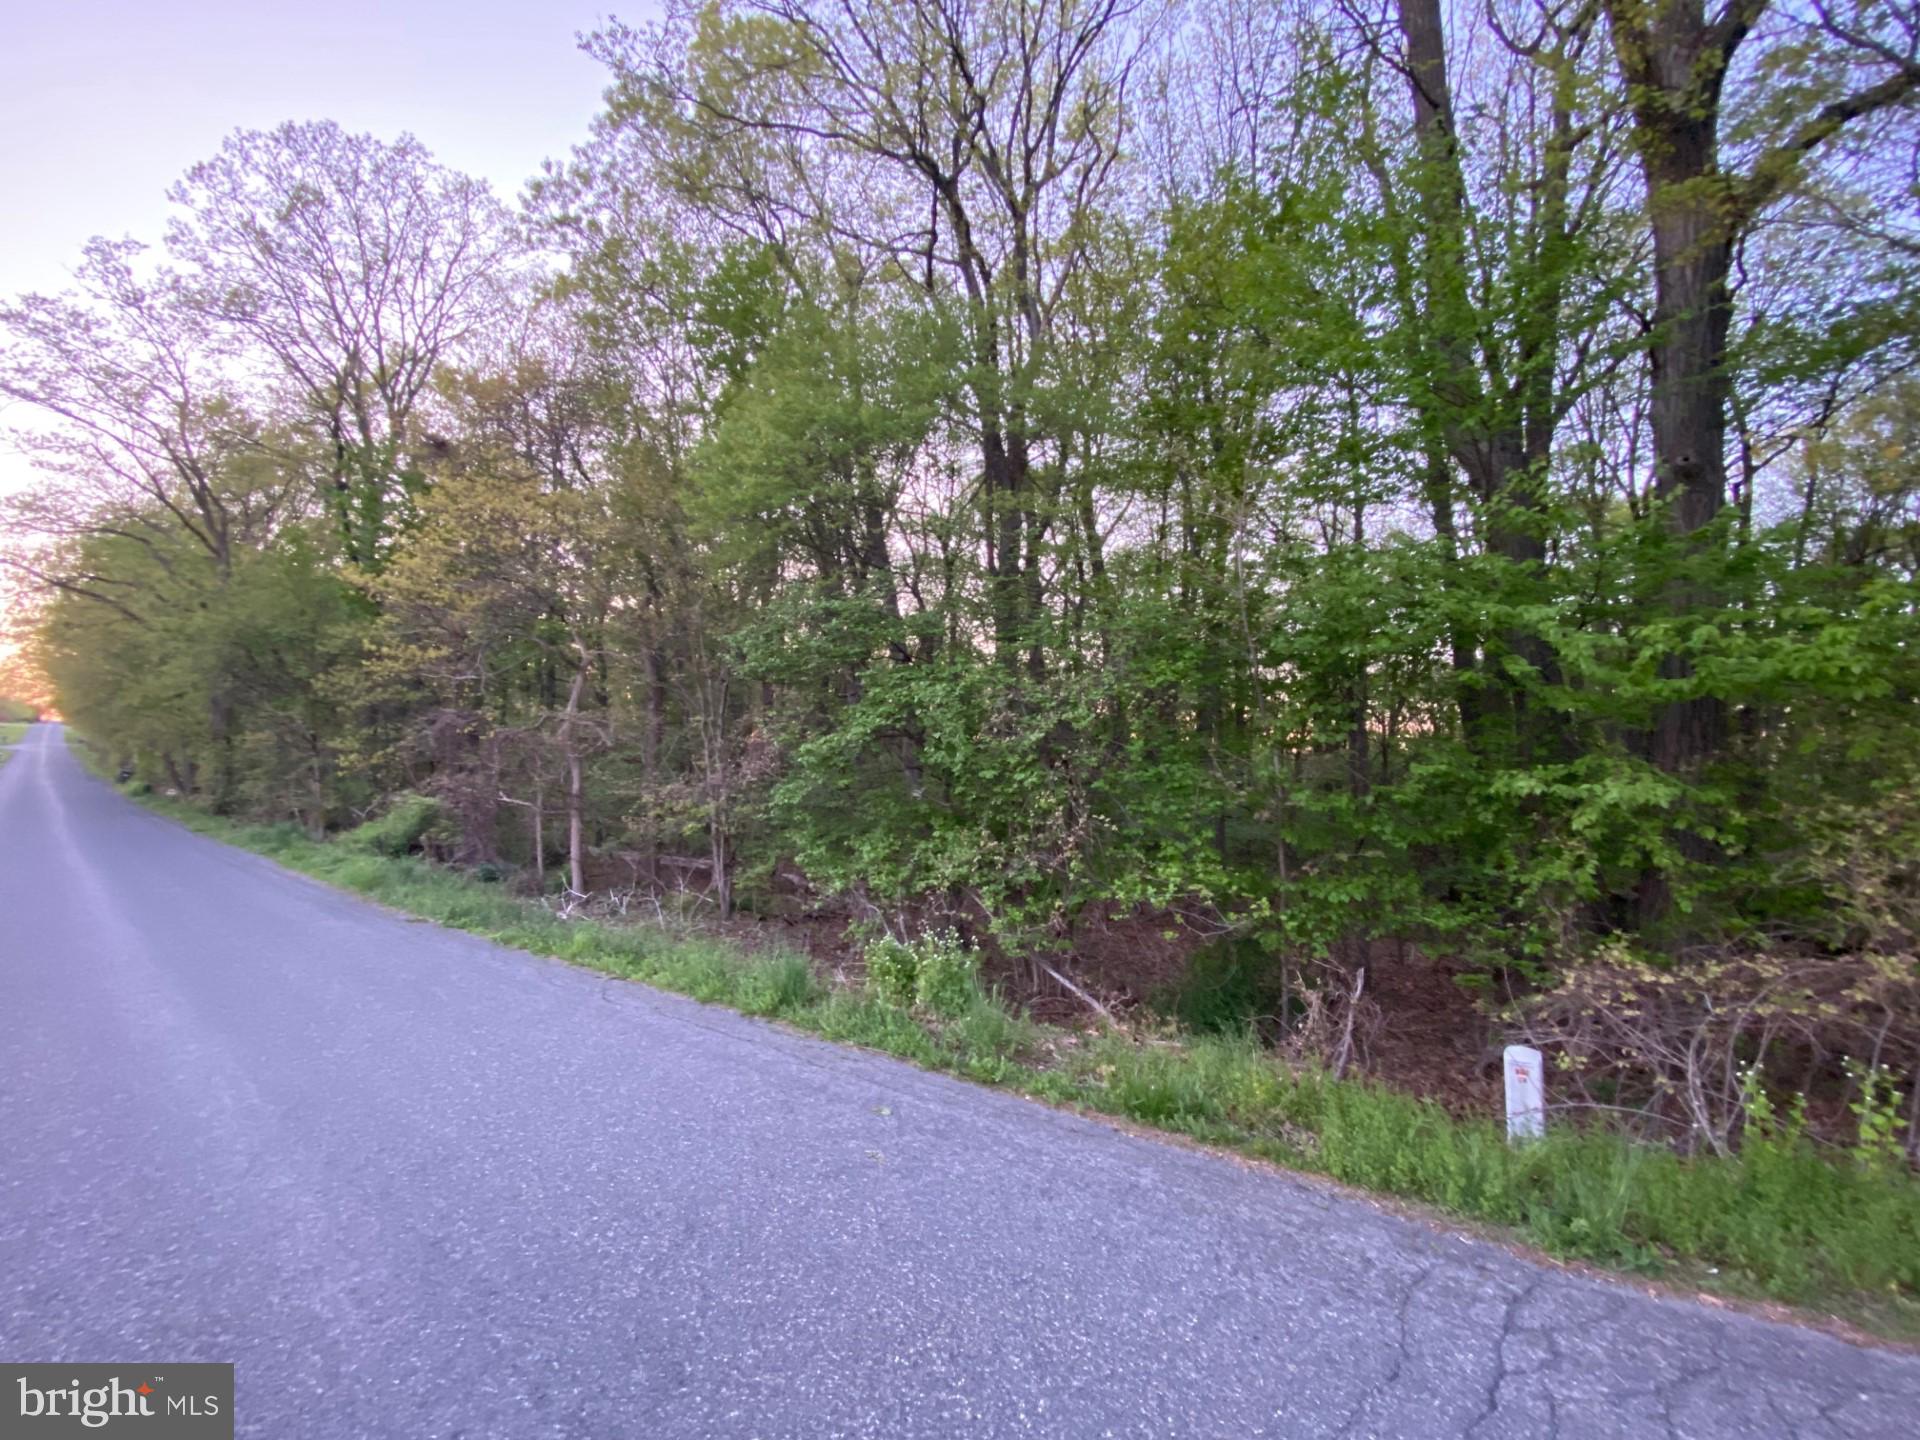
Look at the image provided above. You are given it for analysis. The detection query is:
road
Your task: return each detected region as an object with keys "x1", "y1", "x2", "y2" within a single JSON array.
[{"x1": 2, "y1": 722, "x2": 1917, "y2": 1438}]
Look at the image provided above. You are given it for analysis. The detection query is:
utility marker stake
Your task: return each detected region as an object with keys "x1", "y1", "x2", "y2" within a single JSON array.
[{"x1": 1504, "y1": 1044, "x2": 1546, "y2": 1142}]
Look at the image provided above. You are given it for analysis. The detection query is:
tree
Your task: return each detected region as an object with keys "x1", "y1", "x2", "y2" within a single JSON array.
[
  {"x1": 1600, "y1": 0, "x2": 1920, "y2": 775},
  {"x1": 591, "y1": 0, "x2": 1159, "y2": 668},
  {"x1": 0, "y1": 240, "x2": 291, "y2": 594},
  {"x1": 367, "y1": 452, "x2": 615, "y2": 894},
  {"x1": 0, "y1": 241, "x2": 313, "y2": 806},
  {"x1": 167, "y1": 121, "x2": 523, "y2": 570}
]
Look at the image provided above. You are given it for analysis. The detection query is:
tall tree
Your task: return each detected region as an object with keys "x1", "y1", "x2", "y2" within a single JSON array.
[
  {"x1": 1363, "y1": 0, "x2": 1631, "y2": 755},
  {"x1": 166, "y1": 121, "x2": 522, "y2": 570},
  {"x1": 591, "y1": 0, "x2": 1156, "y2": 668},
  {"x1": 0, "y1": 240, "x2": 289, "y2": 594},
  {"x1": 1600, "y1": 0, "x2": 1920, "y2": 774}
]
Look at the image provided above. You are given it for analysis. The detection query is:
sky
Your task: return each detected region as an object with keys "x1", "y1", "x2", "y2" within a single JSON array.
[
  {"x1": 0, "y1": 0, "x2": 640, "y2": 301},
  {"x1": 0, "y1": 1, "x2": 654, "y2": 653}
]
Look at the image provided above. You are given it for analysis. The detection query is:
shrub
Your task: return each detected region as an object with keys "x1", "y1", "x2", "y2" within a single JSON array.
[
  {"x1": 865, "y1": 936, "x2": 920, "y2": 1007},
  {"x1": 342, "y1": 794, "x2": 447, "y2": 857},
  {"x1": 913, "y1": 929, "x2": 981, "y2": 1017},
  {"x1": 1515, "y1": 943, "x2": 1920, "y2": 1159},
  {"x1": 863, "y1": 928, "x2": 981, "y2": 1017},
  {"x1": 1153, "y1": 934, "x2": 1287, "y2": 1034}
]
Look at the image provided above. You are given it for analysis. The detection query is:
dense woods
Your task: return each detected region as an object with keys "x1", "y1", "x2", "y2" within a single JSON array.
[{"x1": 6, "y1": 0, "x2": 1920, "y2": 1158}]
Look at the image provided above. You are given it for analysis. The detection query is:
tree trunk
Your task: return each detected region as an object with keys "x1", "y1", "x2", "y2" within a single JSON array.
[
  {"x1": 532, "y1": 779, "x2": 546, "y2": 889},
  {"x1": 1395, "y1": 0, "x2": 1570, "y2": 759},
  {"x1": 711, "y1": 822, "x2": 733, "y2": 922},
  {"x1": 1421, "y1": 449, "x2": 1485, "y2": 743},
  {"x1": 1599, "y1": 1, "x2": 1749, "y2": 926},
  {"x1": 1603, "y1": 0, "x2": 1920, "y2": 788},
  {"x1": 1642, "y1": 126, "x2": 1735, "y2": 775},
  {"x1": 562, "y1": 644, "x2": 590, "y2": 899},
  {"x1": 208, "y1": 691, "x2": 238, "y2": 814},
  {"x1": 568, "y1": 747, "x2": 585, "y2": 899}
]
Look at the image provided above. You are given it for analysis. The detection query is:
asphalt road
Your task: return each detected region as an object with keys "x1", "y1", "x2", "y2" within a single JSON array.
[{"x1": 3, "y1": 723, "x2": 1918, "y2": 1438}]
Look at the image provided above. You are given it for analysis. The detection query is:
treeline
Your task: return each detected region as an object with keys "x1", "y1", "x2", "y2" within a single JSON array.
[{"x1": 6, "y1": 1, "x2": 1920, "y2": 1144}]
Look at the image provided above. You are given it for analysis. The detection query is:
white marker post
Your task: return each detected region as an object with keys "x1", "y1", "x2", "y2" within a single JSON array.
[{"x1": 1504, "y1": 1044, "x2": 1546, "y2": 1142}]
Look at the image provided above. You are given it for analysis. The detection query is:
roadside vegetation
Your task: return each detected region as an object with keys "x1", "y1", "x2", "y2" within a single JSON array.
[
  {"x1": 100, "y1": 751, "x2": 1920, "y2": 1339},
  {"x1": 8, "y1": 0, "x2": 1920, "y2": 1338},
  {"x1": 0, "y1": 695, "x2": 37, "y2": 747}
]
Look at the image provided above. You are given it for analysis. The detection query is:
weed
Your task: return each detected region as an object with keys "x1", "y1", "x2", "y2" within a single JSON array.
[
  {"x1": 863, "y1": 928, "x2": 981, "y2": 1018},
  {"x1": 864, "y1": 936, "x2": 919, "y2": 1008}
]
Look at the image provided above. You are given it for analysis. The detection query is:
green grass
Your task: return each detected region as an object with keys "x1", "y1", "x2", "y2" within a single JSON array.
[
  {"x1": 98, "y1": 767, "x2": 1920, "y2": 1340},
  {"x1": 0, "y1": 722, "x2": 30, "y2": 747}
]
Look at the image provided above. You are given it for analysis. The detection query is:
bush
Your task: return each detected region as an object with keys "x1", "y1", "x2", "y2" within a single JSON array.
[
  {"x1": 1516, "y1": 943, "x2": 1920, "y2": 1159},
  {"x1": 914, "y1": 930, "x2": 981, "y2": 1016},
  {"x1": 1153, "y1": 934, "x2": 1288, "y2": 1034},
  {"x1": 865, "y1": 936, "x2": 919, "y2": 1007},
  {"x1": 863, "y1": 928, "x2": 981, "y2": 1017},
  {"x1": 342, "y1": 794, "x2": 447, "y2": 857}
]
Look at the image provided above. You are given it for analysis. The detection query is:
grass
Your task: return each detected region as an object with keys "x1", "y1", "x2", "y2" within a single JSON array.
[
  {"x1": 86, "y1": 754, "x2": 1920, "y2": 1341},
  {"x1": 0, "y1": 723, "x2": 30, "y2": 747}
]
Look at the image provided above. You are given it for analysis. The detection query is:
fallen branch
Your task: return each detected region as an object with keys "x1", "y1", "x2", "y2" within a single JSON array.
[{"x1": 1035, "y1": 955, "x2": 1117, "y2": 1026}]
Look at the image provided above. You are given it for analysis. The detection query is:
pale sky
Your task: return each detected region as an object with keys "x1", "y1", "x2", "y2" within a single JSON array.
[
  {"x1": 0, "y1": 0, "x2": 643, "y2": 300},
  {"x1": 0, "y1": 0, "x2": 655, "y2": 653}
]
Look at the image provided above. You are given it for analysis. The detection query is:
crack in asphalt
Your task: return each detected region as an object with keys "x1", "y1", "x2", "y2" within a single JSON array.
[
  {"x1": 1464, "y1": 1273, "x2": 1544, "y2": 1438},
  {"x1": 1325, "y1": 1259, "x2": 1443, "y2": 1439}
]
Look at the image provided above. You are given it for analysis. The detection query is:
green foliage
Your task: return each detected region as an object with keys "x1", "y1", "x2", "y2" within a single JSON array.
[
  {"x1": 864, "y1": 928, "x2": 981, "y2": 1018},
  {"x1": 863, "y1": 936, "x2": 920, "y2": 1008},
  {"x1": 912, "y1": 931, "x2": 982, "y2": 1018},
  {"x1": 37, "y1": 520, "x2": 363, "y2": 823},
  {"x1": 17, "y1": 0, "x2": 1920, "y2": 1334},
  {"x1": 343, "y1": 794, "x2": 448, "y2": 857},
  {"x1": 118, "y1": 782, "x2": 1920, "y2": 1331},
  {"x1": 1153, "y1": 935, "x2": 1288, "y2": 1035},
  {"x1": 1847, "y1": 1063, "x2": 1909, "y2": 1173}
]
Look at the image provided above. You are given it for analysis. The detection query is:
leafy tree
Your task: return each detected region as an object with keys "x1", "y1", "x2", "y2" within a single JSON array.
[
  {"x1": 167, "y1": 121, "x2": 522, "y2": 570},
  {"x1": 11, "y1": 2, "x2": 1920, "y2": 1131}
]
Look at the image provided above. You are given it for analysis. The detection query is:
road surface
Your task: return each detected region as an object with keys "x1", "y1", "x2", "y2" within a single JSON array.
[{"x1": 2, "y1": 722, "x2": 1917, "y2": 1437}]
